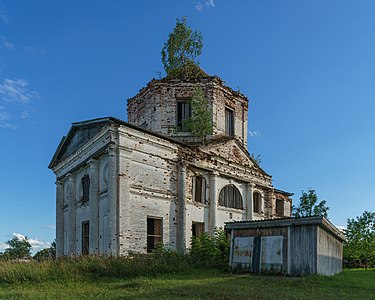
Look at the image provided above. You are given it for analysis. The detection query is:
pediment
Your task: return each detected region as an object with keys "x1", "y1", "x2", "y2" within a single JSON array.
[
  {"x1": 49, "y1": 118, "x2": 112, "y2": 169},
  {"x1": 197, "y1": 137, "x2": 268, "y2": 175}
]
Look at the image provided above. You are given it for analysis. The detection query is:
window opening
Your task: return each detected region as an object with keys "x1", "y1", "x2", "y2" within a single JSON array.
[
  {"x1": 253, "y1": 192, "x2": 261, "y2": 213},
  {"x1": 194, "y1": 176, "x2": 206, "y2": 203},
  {"x1": 219, "y1": 184, "x2": 243, "y2": 209},
  {"x1": 276, "y1": 199, "x2": 284, "y2": 217},
  {"x1": 82, "y1": 221, "x2": 89, "y2": 255},
  {"x1": 192, "y1": 222, "x2": 205, "y2": 238},
  {"x1": 177, "y1": 100, "x2": 191, "y2": 131},
  {"x1": 81, "y1": 175, "x2": 90, "y2": 203},
  {"x1": 225, "y1": 108, "x2": 234, "y2": 137},
  {"x1": 147, "y1": 217, "x2": 163, "y2": 253}
]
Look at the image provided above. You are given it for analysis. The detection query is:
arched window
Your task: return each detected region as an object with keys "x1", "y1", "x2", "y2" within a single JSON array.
[
  {"x1": 81, "y1": 175, "x2": 90, "y2": 204},
  {"x1": 194, "y1": 176, "x2": 206, "y2": 203},
  {"x1": 219, "y1": 184, "x2": 243, "y2": 209},
  {"x1": 253, "y1": 192, "x2": 261, "y2": 213}
]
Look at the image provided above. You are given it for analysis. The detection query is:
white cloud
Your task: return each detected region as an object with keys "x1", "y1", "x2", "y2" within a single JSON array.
[
  {"x1": 11, "y1": 233, "x2": 51, "y2": 253},
  {"x1": 196, "y1": 0, "x2": 215, "y2": 11},
  {"x1": 0, "y1": 78, "x2": 39, "y2": 103},
  {"x1": 20, "y1": 111, "x2": 29, "y2": 119},
  {"x1": 0, "y1": 106, "x2": 15, "y2": 129},
  {"x1": 248, "y1": 130, "x2": 261, "y2": 137},
  {"x1": 206, "y1": 0, "x2": 215, "y2": 8},
  {"x1": 0, "y1": 242, "x2": 9, "y2": 252},
  {"x1": 43, "y1": 224, "x2": 56, "y2": 230},
  {"x1": 23, "y1": 46, "x2": 47, "y2": 55},
  {"x1": 1, "y1": 36, "x2": 14, "y2": 50},
  {"x1": 0, "y1": 8, "x2": 9, "y2": 24},
  {"x1": 336, "y1": 225, "x2": 346, "y2": 232}
]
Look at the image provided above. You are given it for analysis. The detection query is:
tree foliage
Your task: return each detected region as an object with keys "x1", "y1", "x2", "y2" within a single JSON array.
[
  {"x1": 250, "y1": 153, "x2": 262, "y2": 165},
  {"x1": 161, "y1": 17, "x2": 205, "y2": 78},
  {"x1": 1, "y1": 235, "x2": 31, "y2": 260},
  {"x1": 292, "y1": 189, "x2": 329, "y2": 218},
  {"x1": 33, "y1": 240, "x2": 56, "y2": 261},
  {"x1": 190, "y1": 228, "x2": 230, "y2": 269},
  {"x1": 182, "y1": 87, "x2": 212, "y2": 141},
  {"x1": 344, "y1": 211, "x2": 375, "y2": 268}
]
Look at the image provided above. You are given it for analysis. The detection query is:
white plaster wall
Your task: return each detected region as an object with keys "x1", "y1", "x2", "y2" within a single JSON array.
[{"x1": 117, "y1": 127, "x2": 179, "y2": 255}]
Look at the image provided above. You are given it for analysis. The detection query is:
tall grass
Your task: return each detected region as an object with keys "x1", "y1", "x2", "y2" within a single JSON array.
[
  {"x1": 0, "y1": 250, "x2": 200, "y2": 285},
  {"x1": 0, "y1": 229, "x2": 230, "y2": 286}
]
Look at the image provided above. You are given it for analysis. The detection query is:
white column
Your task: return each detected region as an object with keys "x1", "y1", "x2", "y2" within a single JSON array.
[
  {"x1": 55, "y1": 180, "x2": 64, "y2": 257},
  {"x1": 67, "y1": 173, "x2": 76, "y2": 256},
  {"x1": 209, "y1": 171, "x2": 218, "y2": 236},
  {"x1": 246, "y1": 183, "x2": 255, "y2": 220},
  {"x1": 89, "y1": 159, "x2": 99, "y2": 254},
  {"x1": 107, "y1": 144, "x2": 118, "y2": 256},
  {"x1": 177, "y1": 162, "x2": 187, "y2": 253}
]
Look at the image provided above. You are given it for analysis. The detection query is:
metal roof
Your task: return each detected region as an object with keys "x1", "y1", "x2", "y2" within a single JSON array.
[{"x1": 225, "y1": 216, "x2": 347, "y2": 242}]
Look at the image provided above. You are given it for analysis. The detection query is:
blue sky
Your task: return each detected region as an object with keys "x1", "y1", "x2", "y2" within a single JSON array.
[{"x1": 0, "y1": 0, "x2": 374, "y2": 252}]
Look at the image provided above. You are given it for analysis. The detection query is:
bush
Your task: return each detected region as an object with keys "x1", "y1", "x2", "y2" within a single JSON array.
[{"x1": 190, "y1": 228, "x2": 230, "y2": 270}]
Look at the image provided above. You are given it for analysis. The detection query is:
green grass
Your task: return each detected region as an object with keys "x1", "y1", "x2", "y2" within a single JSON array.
[{"x1": 0, "y1": 258, "x2": 374, "y2": 299}]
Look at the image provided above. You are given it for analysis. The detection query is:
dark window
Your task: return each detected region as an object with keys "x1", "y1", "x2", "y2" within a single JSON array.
[
  {"x1": 82, "y1": 221, "x2": 89, "y2": 255},
  {"x1": 82, "y1": 175, "x2": 90, "y2": 203},
  {"x1": 253, "y1": 192, "x2": 261, "y2": 213},
  {"x1": 147, "y1": 217, "x2": 162, "y2": 253},
  {"x1": 276, "y1": 199, "x2": 284, "y2": 217},
  {"x1": 219, "y1": 184, "x2": 243, "y2": 209},
  {"x1": 225, "y1": 108, "x2": 234, "y2": 137},
  {"x1": 177, "y1": 100, "x2": 191, "y2": 131},
  {"x1": 194, "y1": 176, "x2": 206, "y2": 203},
  {"x1": 192, "y1": 222, "x2": 205, "y2": 238}
]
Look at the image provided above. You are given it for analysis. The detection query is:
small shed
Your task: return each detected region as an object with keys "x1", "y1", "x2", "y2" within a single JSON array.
[{"x1": 225, "y1": 216, "x2": 346, "y2": 276}]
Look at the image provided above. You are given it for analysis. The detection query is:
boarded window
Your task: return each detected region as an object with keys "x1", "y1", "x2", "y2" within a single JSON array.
[
  {"x1": 253, "y1": 192, "x2": 261, "y2": 213},
  {"x1": 225, "y1": 108, "x2": 234, "y2": 137},
  {"x1": 82, "y1": 221, "x2": 89, "y2": 255},
  {"x1": 177, "y1": 100, "x2": 191, "y2": 131},
  {"x1": 194, "y1": 176, "x2": 206, "y2": 203},
  {"x1": 81, "y1": 175, "x2": 90, "y2": 203},
  {"x1": 147, "y1": 217, "x2": 162, "y2": 253},
  {"x1": 219, "y1": 184, "x2": 243, "y2": 209},
  {"x1": 276, "y1": 199, "x2": 284, "y2": 217},
  {"x1": 192, "y1": 222, "x2": 205, "y2": 238}
]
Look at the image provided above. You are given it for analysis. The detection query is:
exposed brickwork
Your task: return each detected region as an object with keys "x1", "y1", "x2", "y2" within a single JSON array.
[{"x1": 127, "y1": 76, "x2": 248, "y2": 147}]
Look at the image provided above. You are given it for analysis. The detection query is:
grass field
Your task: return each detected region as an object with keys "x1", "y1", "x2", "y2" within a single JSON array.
[{"x1": 0, "y1": 265, "x2": 374, "y2": 300}]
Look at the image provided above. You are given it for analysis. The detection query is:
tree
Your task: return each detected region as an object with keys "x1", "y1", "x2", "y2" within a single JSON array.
[
  {"x1": 292, "y1": 189, "x2": 329, "y2": 218},
  {"x1": 344, "y1": 211, "x2": 375, "y2": 268},
  {"x1": 33, "y1": 240, "x2": 56, "y2": 261},
  {"x1": 3, "y1": 235, "x2": 32, "y2": 259},
  {"x1": 250, "y1": 153, "x2": 262, "y2": 165},
  {"x1": 161, "y1": 17, "x2": 205, "y2": 78},
  {"x1": 182, "y1": 87, "x2": 212, "y2": 141}
]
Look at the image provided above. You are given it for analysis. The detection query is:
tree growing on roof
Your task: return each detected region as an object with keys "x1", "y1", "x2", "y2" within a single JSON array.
[
  {"x1": 182, "y1": 87, "x2": 212, "y2": 141},
  {"x1": 161, "y1": 17, "x2": 205, "y2": 78},
  {"x1": 292, "y1": 189, "x2": 329, "y2": 218}
]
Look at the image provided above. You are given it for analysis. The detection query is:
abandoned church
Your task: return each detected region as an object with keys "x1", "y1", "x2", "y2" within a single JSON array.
[{"x1": 49, "y1": 75, "x2": 293, "y2": 257}]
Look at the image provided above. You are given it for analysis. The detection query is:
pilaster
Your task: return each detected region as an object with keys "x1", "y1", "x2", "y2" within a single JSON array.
[
  {"x1": 67, "y1": 173, "x2": 76, "y2": 255},
  {"x1": 55, "y1": 180, "x2": 64, "y2": 257},
  {"x1": 208, "y1": 171, "x2": 219, "y2": 236},
  {"x1": 89, "y1": 159, "x2": 99, "y2": 254},
  {"x1": 177, "y1": 161, "x2": 187, "y2": 253},
  {"x1": 107, "y1": 144, "x2": 118, "y2": 256},
  {"x1": 246, "y1": 182, "x2": 256, "y2": 220}
]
